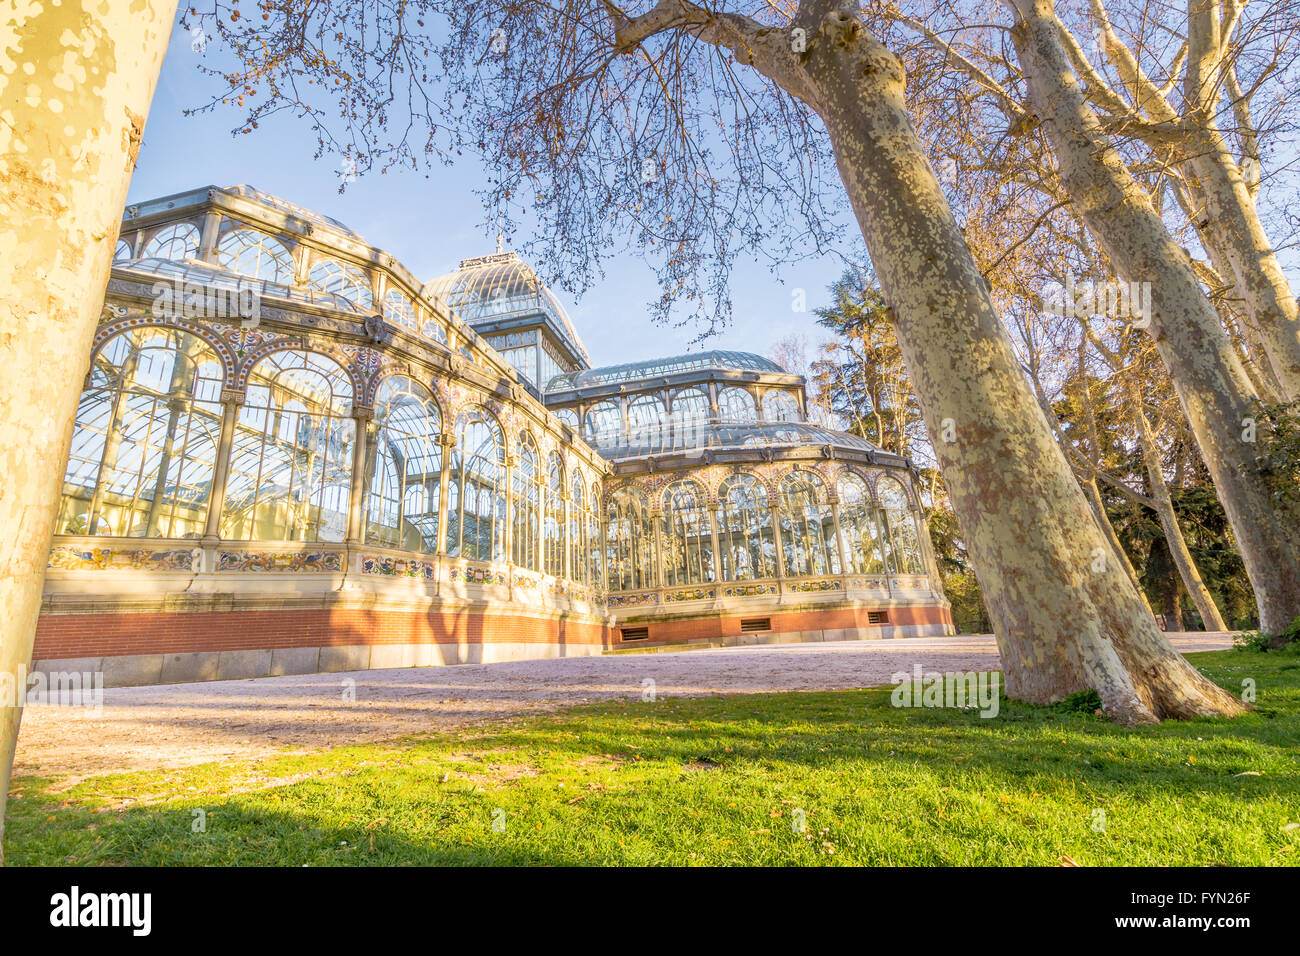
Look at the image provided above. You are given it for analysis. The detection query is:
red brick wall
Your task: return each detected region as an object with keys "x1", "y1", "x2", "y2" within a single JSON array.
[
  {"x1": 33, "y1": 607, "x2": 613, "y2": 660},
  {"x1": 614, "y1": 604, "x2": 954, "y2": 645}
]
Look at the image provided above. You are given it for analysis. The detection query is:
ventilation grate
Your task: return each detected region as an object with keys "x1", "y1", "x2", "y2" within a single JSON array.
[
  {"x1": 740, "y1": 617, "x2": 771, "y2": 633},
  {"x1": 867, "y1": 610, "x2": 890, "y2": 625},
  {"x1": 621, "y1": 626, "x2": 650, "y2": 642}
]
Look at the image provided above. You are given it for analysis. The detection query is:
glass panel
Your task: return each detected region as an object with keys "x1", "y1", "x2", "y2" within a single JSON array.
[
  {"x1": 584, "y1": 401, "x2": 621, "y2": 445},
  {"x1": 661, "y1": 479, "x2": 714, "y2": 586},
  {"x1": 778, "y1": 472, "x2": 839, "y2": 577},
  {"x1": 837, "y1": 472, "x2": 886, "y2": 574},
  {"x1": 570, "y1": 470, "x2": 587, "y2": 585},
  {"x1": 544, "y1": 452, "x2": 566, "y2": 576},
  {"x1": 718, "y1": 473, "x2": 776, "y2": 581},
  {"x1": 605, "y1": 489, "x2": 655, "y2": 590},
  {"x1": 763, "y1": 390, "x2": 801, "y2": 423},
  {"x1": 444, "y1": 406, "x2": 505, "y2": 562},
  {"x1": 307, "y1": 258, "x2": 374, "y2": 311},
  {"x1": 220, "y1": 350, "x2": 354, "y2": 542},
  {"x1": 217, "y1": 228, "x2": 294, "y2": 284},
  {"x1": 512, "y1": 434, "x2": 541, "y2": 570},
  {"x1": 382, "y1": 289, "x2": 418, "y2": 330},
  {"x1": 58, "y1": 327, "x2": 222, "y2": 538},
  {"x1": 879, "y1": 476, "x2": 925, "y2": 575},
  {"x1": 718, "y1": 387, "x2": 757, "y2": 422},
  {"x1": 142, "y1": 223, "x2": 200, "y2": 260},
  {"x1": 364, "y1": 376, "x2": 441, "y2": 552}
]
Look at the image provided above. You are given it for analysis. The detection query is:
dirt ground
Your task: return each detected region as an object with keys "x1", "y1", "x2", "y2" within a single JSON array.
[{"x1": 13, "y1": 633, "x2": 1234, "y2": 785}]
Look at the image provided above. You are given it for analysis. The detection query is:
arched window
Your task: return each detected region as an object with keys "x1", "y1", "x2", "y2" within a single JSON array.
[
  {"x1": 420, "y1": 316, "x2": 448, "y2": 346},
  {"x1": 763, "y1": 390, "x2": 801, "y2": 423},
  {"x1": 544, "y1": 452, "x2": 566, "y2": 577},
  {"x1": 142, "y1": 223, "x2": 200, "y2": 261},
  {"x1": 445, "y1": 405, "x2": 505, "y2": 562},
  {"x1": 671, "y1": 387, "x2": 710, "y2": 425},
  {"x1": 584, "y1": 401, "x2": 621, "y2": 445},
  {"x1": 58, "y1": 327, "x2": 223, "y2": 538},
  {"x1": 221, "y1": 350, "x2": 354, "y2": 542},
  {"x1": 606, "y1": 488, "x2": 654, "y2": 590},
  {"x1": 570, "y1": 470, "x2": 588, "y2": 584},
  {"x1": 662, "y1": 479, "x2": 714, "y2": 586},
  {"x1": 778, "y1": 471, "x2": 839, "y2": 577},
  {"x1": 382, "y1": 288, "x2": 418, "y2": 330},
  {"x1": 626, "y1": 394, "x2": 667, "y2": 446},
  {"x1": 554, "y1": 408, "x2": 579, "y2": 430},
  {"x1": 837, "y1": 472, "x2": 886, "y2": 574},
  {"x1": 878, "y1": 476, "x2": 925, "y2": 575},
  {"x1": 718, "y1": 387, "x2": 757, "y2": 422},
  {"x1": 717, "y1": 474, "x2": 776, "y2": 581},
  {"x1": 512, "y1": 433, "x2": 541, "y2": 571},
  {"x1": 114, "y1": 237, "x2": 134, "y2": 262},
  {"x1": 217, "y1": 228, "x2": 294, "y2": 284},
  {"x1": 307, "y1": 258, "x2": 375, "y2": 311},
  {"x1": 587, "y1": 480, "x2": 604, "y2": 590},
  {"x1": 364, "y1": 376, "x2": 441, "y2": 552}
]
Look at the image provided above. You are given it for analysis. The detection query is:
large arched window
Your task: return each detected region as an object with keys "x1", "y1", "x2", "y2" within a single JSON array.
[
  {"x1": 878, "y1": 476, "x2": 925, "y2": 575},
  {"x1": 445, "y1": 405, "x2": 505, "y2": 562},
  {"x1": 307, "y1": 257, "x2": 375, "y2": 311},
  {"x1": 382, "y1": 288, "x2": 418, "y2": 330},
  {"x1": 544, "y1": 452, "x2": 566, "y2": 577},
  {"x1": 584, "y1": 401, "x2": 621, "y2": 445},
  {"x1": 718, "y1": 387, "x2": 757, "y2": 422},
  {"x1": 570, "y1": 470, "x2": 588, "y2": 584},
  {"x1": 662, "y1": 479, "x2": 714, "y2": 587},
  {"x1": 587, "y1": 480, "x2": 604, "y2": 590},
  {"x1": 114, "y1": 237, "x2": 134, "y2": 262},
  {"x1": 554, "y1": 408, "x2": 579, "y2": 430},
  {"x1": 778, "y1": 471, "x2": 840, "y2": 577},
  {"x1": 364, "y1": 376, "x2": 441, "y2": 552},
  {"x1": 512, "y1": 433, "x2": 541, "y2": 571},
  {"x1": 837, "y1": 472, "x2": 886, "y2": 574},
  {"x1": 763, "y1": 390, "x2": 801, "y2": 423},
  {"x1": 717, "y1": 474, "x2": 776, "y2": 581},
  {"x1": 217, "y1": 228, "x2": 294, "y2": 284},
  {"x1": 222, "y1": 350, "x2": 355, "y2": 542},
  {"x1": 606, "y1": 488, "x2": 654, "y2": 591},
  {"x1": 58, "y1": 327, "x2": 223, "y2": 538},
  {"x1": 142, "y1": 223, "x2": 200, "y2": 261}
]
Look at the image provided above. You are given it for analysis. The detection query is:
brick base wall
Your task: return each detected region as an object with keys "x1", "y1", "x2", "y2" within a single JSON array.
[
  {"x1": 613, "y1": 604, "x2": 954, "y2": 646},
  {"x1": 33, "y1": 606, "x2": 613, "y2": 661}
]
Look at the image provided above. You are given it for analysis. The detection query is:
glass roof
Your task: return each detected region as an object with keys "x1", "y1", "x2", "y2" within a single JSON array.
[
  {"x1": 593, "y1": 420, "x2": 881, "y2": 462},
  {"x1": 424, "y1": 252, "x2": 591, "y2": 365},
  {"x1": 225, "y1": 185, "x2": 363, "y2": 240},
  {"x1": 547, "y1": 350, "x2": 788, "y2": 392}
]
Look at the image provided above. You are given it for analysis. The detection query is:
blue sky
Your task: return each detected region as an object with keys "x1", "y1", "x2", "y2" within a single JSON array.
[{"x1": 129, "y1": 23, "x2": 853, "y2": 369}]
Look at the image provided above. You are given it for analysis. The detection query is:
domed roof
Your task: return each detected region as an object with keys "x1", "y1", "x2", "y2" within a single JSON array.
[
  {"x1": 424, "y1": 251, "x2": 591, "y2": 365},
  {"x1": 547, "y1": 350, "x2": 788, "y2": 392}
]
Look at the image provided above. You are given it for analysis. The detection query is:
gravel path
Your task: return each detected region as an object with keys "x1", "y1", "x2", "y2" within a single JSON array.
[{"x1": 13, "y1": 633, "x2": 1234, "y2": 784}]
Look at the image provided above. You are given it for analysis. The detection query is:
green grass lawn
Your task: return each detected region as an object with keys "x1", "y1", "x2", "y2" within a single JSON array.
[{"x1": 6, "y1": 648, "x2": 1299, "y2": 866}]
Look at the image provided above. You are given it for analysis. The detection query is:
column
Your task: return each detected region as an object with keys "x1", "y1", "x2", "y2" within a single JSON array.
[
  {"x1": 436, "y1": 429, "x2": 455, "y2": 555},
  {"x1": 769, "y1": 496, "x2": 787, "y2": 582},
  {"x1": 830, "y1": 499, "x2": 849, "y2": 578},
  {"x1": 197, "y1": 211, "x2": 223, "y2": 263},
  {"x1": 202, "y1": 389, "x2": 244, "y2": 544},
  {"x1": 344, "y1": 407, "x2": 374, "y2": 544},
  {"x1": 503, "y1": 450, "x2": 515, "y2": 565}
]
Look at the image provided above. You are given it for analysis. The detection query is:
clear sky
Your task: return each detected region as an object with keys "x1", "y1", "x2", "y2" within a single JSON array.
[{"x1": 128, "y1": 22, "x2": 856, "y2": 370}]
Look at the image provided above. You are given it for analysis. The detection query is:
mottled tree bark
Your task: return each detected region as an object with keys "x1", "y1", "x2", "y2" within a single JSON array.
[
  {"x1": 0, "y1": 0, "x2": 177, "y2": 865},
  {"x1": 1010, "y1": 0, "x2": 1300, "y2": 636}
]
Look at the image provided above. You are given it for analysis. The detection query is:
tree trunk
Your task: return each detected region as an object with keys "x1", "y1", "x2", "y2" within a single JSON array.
[
  {"x1": 0, "y1": 0, "x2": 177, "y2": 865},
  {"x1": 1010, "y1": 0, "x2": 1300, "y2": 636},
  {"x1": 794, "y1": 10, "x2": 1244, "y2": 724},
  {"x1": 1126, "y1": 382, "x2": 1228, "y2": 631}
]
